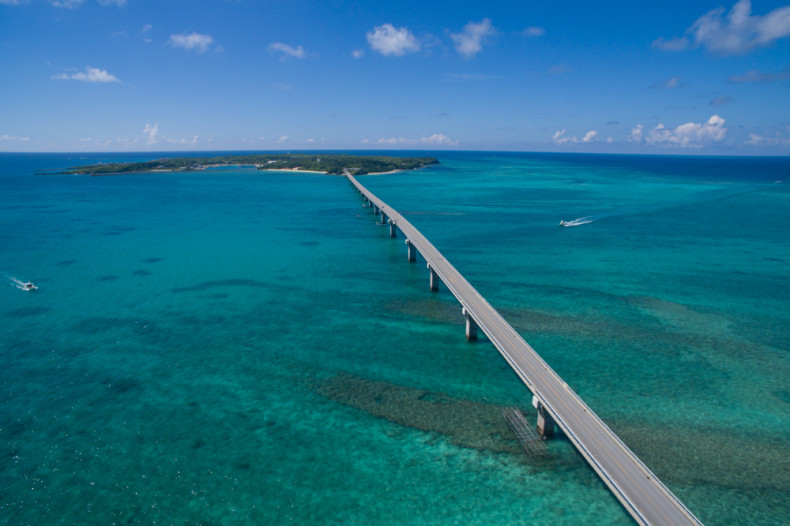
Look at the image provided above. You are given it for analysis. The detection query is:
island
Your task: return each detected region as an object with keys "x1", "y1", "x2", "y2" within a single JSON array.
[{"x1": 57, "y1": 153, "x2": 440, "y2": 176}]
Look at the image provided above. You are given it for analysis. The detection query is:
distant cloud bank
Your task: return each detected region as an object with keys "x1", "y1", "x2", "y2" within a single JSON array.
[
  {"x1": 631, "y1": 115, "x2": 728, "y2": 148},
  {"x1": 366, "y1": 133, "x2": 459, "y2": 147}
]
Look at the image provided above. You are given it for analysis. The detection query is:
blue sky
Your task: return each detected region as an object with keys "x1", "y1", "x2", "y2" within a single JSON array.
[{"x1": 1, "y1": 0, "x2": 790, "y2": 154}]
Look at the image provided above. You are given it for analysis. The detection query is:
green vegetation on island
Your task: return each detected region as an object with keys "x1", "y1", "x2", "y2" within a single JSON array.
[{"x1": 58, "y1": 153, "x2": 439, "y2": 176}]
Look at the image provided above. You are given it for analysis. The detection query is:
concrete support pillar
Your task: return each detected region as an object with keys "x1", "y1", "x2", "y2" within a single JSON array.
[
  {"x1": 373, "y1": 204, "x2": 379, "y2": 214},
  {"x1": 389, "y1": 219, "x2": 397, "y2": 238},
  {"x1": 405, "y1": 239, "x2": 416, "y2": 262},
  {"x1": 533, "y1": 396, "x2": 555, "y2": 438},
  {"x1": 428, "y1": 264, "x2": 439, "y2": 292},
  {"x1": 462, "y1": 307, "x2": 478, "y2": 341},
  {"x1": 380, "y1": 210, "x2": 386, "y2": 224}
]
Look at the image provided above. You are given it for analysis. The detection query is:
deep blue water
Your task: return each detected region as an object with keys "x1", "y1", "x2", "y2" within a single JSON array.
[{"x1": 1, "y1": 151, "x2": 789, "y2": 525}]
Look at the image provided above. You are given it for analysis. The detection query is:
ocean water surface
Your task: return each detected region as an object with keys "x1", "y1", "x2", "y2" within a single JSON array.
[{"x1": 1, "y1": 151, "x2": 788, "y2": 525}]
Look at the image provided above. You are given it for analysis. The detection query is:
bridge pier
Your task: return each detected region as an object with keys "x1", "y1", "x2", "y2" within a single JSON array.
[
  {"x1": 373, "y1": 204, "x2": 379, "y2": 215},
  {"x1": 405, "y1": 239, "x2": 416, "y2": 262},
  {"x1": 463, "y1": 307, "x2": 478, "y2": 341},
  {"x1": 428, "y1": 264, "x2": 439, "y2": 291},
  {"x1": 389, "y1": 219, "x2": 397, "y2": 238},
  {"x1": 380, "y1": 210, "x2": 387, "y2": 224},
  {"x1": 533, "y1": 396, "x2": 556, "y2": 438}
]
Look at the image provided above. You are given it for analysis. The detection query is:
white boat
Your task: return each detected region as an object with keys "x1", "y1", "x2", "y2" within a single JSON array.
[{"x1": 23, "y1": 282, "x2": 37, "y2": 291}]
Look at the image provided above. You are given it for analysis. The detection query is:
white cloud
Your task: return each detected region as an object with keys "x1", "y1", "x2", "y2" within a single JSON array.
[
  {"x1": 0, "y1": 0, "x2": 23, "y2": 5},
  {"x1": 0, "y1": 134, "x2": 30, "y2": 141},
  {"x1": 367, "y1": 23, "x2": 421, "y2": 56},
  {"x1": 552, "y1": 130, "x2": 566, "y2": 143},
  {"x1": 53, "y1": 66, "x2": 120, "y2": 83},
  {"x1": 169, "y1": 32, "x2": 214, "y2": 53},
  {"x1": 142, "y1": 123, "x2": 158, "y2": 145},
  {"x1": 351, "y1": 49, "x2": 365, "y2": 59},
  {"x1": 638, "y1": 115, "x2": 728, "y2": 148},
  {"x1": 582, "y1": 130, "x2": 599, "y2": 143},
  {"x1": 450, "y1": 18, "x2": 495, "y2": 59},
  {"x1": 277, "y1": 135, "x2": 288, "y2": 143},
  {"x1": 268, "y1": 42, "x2": 306, "y2": 59},
  {"x1": 522, "y1": 26, "x2": 545, "y2": 37},
  {"x1": 376, "y1": 134, "x2": 459, "y2": 146},
  {"x1": 97, "y1": 0, "x2": 126, "y2": 5},
  {"x1": 552, "y1": 129, "x2": 600, "y2": 145},
  {"x1": 656, "y1": 0, "x2": 790, "y2": 54}
]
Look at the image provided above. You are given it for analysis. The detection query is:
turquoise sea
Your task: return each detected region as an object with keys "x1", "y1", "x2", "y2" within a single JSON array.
[{"x1": 1, "y1": 151, "x2": 789, "y2": 525}]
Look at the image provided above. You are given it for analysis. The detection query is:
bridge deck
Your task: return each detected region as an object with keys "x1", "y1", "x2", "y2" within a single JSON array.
[{"x1": 347, "y1": 174, "x2": 701, "y2": 526}]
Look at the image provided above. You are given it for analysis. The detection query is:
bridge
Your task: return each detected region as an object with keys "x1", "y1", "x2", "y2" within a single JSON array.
[{"x1": 346, "y1": 173, "x2": 702, "y2": 526}]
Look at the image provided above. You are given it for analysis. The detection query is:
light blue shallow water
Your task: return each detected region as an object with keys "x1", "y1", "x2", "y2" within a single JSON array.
[{"x1": 1, "y1": 152, "x2": 788, "y2": 525}]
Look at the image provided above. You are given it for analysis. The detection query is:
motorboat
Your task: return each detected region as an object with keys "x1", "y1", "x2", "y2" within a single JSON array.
[{"x1": 23, "y1": 282, "x2": 37, "y2": 291}]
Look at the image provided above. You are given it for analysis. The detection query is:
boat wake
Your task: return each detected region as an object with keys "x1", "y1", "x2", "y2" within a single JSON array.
[
  {"x1": 3, "y1": 273, "x2": 37, "y2": 291},
  {"x1": 559, "y1": 217, "x2": 594, "y2": 227},
  {"x1": 559, "y1": 182, "x2": 780, "y2": 228}
]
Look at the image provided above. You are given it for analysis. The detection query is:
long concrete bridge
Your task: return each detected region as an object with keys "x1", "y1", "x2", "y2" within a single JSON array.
[{"x1": 346, "y1": 173, "x2": 702, "y2": 526}]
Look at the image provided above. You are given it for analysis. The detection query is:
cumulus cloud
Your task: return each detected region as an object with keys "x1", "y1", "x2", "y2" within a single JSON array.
[
  {"x1": 552, "y1": 130, "x2": 574, "y2": 144},
  {"x1": 367, "y1": 23, "x2": 421, "y2": 56},
  {"x1": 633, "y1": 115, "x2": 728, "y2": 148},
  {"x1": 52, "y1": 66, "x2": 120, "y2": 83},
  {"x1": 655, "y1": 0, "x2": 790, "y2": 54},
  {"x1": 552, "y1": 129, "x2": 598, "y2": 144},
  {"x1": 630, "y1": 124, "x2": 644, "y2": 142},
  {"x1": 376, "y1": 134, "x2": 459, "y2": 146},
  {"x1": 143, "y1": 123, "x2": 158, "y2": 145},
  {"x1": 582, "y1": 130, "x2": 599, "y2": 143},
  {"x1": 450, "y1": 18, "x2": 495, "y2": 59},
  {"x1": 727, "y1": 67, "x2": 790, "y2": 83},
  {"x1": 269, "y1": 42, "x2": 306, "y2": 59},
  {"x1": 168, "y1": 32, "x2": 214, "y2": 53}
]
